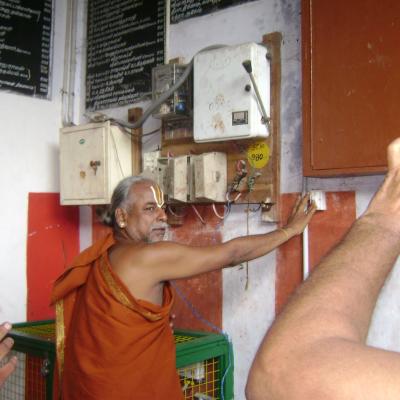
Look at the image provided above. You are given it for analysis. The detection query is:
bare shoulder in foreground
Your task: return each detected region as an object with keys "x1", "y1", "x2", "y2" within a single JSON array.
[{"x1": 246, "y1": 138, "x2": 400, "y2": 400}]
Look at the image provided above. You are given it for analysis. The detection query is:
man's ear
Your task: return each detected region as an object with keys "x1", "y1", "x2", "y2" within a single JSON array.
[{"x1": 115, "y1": 208, "x2": 127, "y2": 227}]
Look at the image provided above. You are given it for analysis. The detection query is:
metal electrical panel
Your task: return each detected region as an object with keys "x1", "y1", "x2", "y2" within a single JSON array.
[
  {"x1": 60, "y1": 121, "x2": 132, "y2": 205},
  {"x1": 143, "y1": 151, "x2": 161, "y2": 180},
  {"x1": 193, "y1": 42, "x2": 270, "y2": 142},
  {"x1": 152, "y1": 64, "x2": 192, "y2": 120}
]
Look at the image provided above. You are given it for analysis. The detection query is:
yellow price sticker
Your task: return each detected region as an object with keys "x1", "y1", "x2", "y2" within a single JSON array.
[{"x1": 247, "y1": 141, "x2": 270, "y2": 169}]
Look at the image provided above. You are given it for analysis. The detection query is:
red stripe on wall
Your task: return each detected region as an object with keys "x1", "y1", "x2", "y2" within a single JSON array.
[
  {"x1": 276, "y1": 192, "x2": 356, "y2": 314},
  {"x1": 275, "y1": 193, "x2": 303, "y2": 315},
  {"x1": 27, "y1": 193, "x2": 79, "y2": 321}
]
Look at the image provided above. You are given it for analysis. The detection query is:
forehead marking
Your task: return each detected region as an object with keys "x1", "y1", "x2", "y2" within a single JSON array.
[{"x1": 150, "y1": 185, "x2": 164, "y2": 208}]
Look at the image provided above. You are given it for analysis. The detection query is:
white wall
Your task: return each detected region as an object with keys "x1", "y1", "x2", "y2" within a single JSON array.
[
  {"x1": 2, "y1": 1, "x2": 400, "y2": 399},
  {"x1": 0, "y1": 0, "x2": 67, "y2": 322},
  {"x1": 167, "y1": 1, "x2": 303, "y2": 395}
]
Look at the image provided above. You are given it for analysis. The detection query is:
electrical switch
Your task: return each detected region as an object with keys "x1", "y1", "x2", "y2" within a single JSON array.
[{"x1": 309, "y1": 190, "x2": 327, "y2": 210}]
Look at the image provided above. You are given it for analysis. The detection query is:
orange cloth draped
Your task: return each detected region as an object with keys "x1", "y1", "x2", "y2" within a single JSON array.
[{"x1": 51, "y1": 233, "x2": 183, "y2": 400}]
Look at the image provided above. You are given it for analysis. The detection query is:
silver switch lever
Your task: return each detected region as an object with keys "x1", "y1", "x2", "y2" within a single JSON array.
[{"x1": 242, "y1": 59, "x2": 271, "y2": 136}]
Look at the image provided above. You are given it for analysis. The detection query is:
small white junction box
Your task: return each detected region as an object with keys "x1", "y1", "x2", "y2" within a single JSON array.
[
  {"x1": 60, "y1": 121, "x2": 132, "y2": 205},
  {"x1": 193, "y1": 42, "x2": 270, "y2": 142},
  {"x1": 193, "y1": 152, "x2": 227, "y2": 202}
]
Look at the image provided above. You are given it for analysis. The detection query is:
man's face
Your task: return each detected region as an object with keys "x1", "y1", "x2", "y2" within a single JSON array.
[{"x1": 123, "y1": 182, "x2": 168, "y2": 243}]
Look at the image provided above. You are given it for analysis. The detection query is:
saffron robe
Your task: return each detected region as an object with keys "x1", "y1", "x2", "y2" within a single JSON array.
[{"x1": 51, "y1": 233, "x2": 184, "y2": 399}]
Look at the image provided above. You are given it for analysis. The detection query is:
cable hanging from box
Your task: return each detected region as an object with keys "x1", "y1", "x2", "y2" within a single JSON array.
[
  {"x1": 191, "y1": 205, "x2": 206, "y2": 225},
  {"x1": 92, "y1": 45, "x2": 227, "y2": 130}
]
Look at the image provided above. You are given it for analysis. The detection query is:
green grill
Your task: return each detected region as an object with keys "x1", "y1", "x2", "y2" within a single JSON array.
[{"x1": 1, "y1": 320, "x2": 233, "y2": 400}]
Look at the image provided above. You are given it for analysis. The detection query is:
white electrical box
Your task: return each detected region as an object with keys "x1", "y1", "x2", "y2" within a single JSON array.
[
  {"x1": 193, "y1": 42, "x2": 270, "y2": 142},
  {"x1": 193, "y1": 152, "x2": 227, "y2": 202},
  {"x1": 168, "y1": 155, "x2": 188, "y2": 202},
  {"x1": 143, "y1": 150, "x2": 161, "y2": 180},
  {"x1": 146, "y1": 152, "x2": 227, "y2": 204},
  {"x1": 156, "y1": 157, "x2": 169, "y2": 196},
  {"x1": 60, "y1": 121, "x2": 132, "y2": 205}
]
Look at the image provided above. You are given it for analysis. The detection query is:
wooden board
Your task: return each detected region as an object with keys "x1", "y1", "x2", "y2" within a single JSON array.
[
  {"x1": 128, "y1": 107, "x2": 143, "y2": 174},
  {"x1": 161, "y1": 32, "x2": 282, "y2": 221}
]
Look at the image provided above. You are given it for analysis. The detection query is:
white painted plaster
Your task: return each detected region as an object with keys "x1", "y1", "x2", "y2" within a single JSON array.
[
  {"x1": 168, "y1": 1, "x2": 302, "y2": 396},
  {"x1": 305, "y1": 174, "x2": 385, "y2": 194},
  {"x1": 1, "y1": 1, "x2": 399, "y2": 398},
  {"x1": 222, "y1": 205, "x2": 276, "y2": 398},
  {"x1": 79, "y1": 206, "x2": 92, "y2": 251},
  {"x1": 0, "y1": 0, "x2": 67, "y2": 322}
]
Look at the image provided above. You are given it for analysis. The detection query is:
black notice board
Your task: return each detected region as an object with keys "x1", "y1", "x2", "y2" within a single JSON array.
[
  {"x1": 171, "y1": 0, "x2": 257, "y2": 24},
  {"x1": 0, "y1": 0, "x2": 52, "y2": 98},
  {"x1": 86, "y1": 0, "x2": 165, "y2": 111}
]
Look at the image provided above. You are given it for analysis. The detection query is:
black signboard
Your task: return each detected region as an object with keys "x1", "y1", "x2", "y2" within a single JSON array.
[
  {"x1": 171, "y1": 0, "x2": 257, "y2": 24},
  {"x1": 0, "y1": 0, "x2": 52, "y2": 98},
  {"x1": 86, "y1": 0, "x2": 165, "y2": 111}
]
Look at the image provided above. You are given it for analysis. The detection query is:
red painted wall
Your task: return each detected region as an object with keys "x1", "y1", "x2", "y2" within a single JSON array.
[
  {"x1": 276, "y1": 192, "x2": 356, "y2": 314},
  {"x1": 27, "y1": 193, "x2": 79, "y2": 321},
  {"x1": 170, "y1": 205, "x2": 223, "y2": 332}
]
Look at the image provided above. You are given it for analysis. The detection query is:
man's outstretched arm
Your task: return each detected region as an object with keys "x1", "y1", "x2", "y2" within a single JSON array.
[{"x1": 246, "y1": 138, "x2": 400, "y2": 400}]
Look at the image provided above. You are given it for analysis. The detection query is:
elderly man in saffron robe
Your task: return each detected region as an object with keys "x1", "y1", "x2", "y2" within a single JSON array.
[{"x1": 52, "y1": 176, "x2": 315, "y2": 399}]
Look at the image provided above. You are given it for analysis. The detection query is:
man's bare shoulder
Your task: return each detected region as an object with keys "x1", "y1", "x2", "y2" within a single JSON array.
[{"x1": 112, "y1": 240, "x2": 185, "y2": 267}]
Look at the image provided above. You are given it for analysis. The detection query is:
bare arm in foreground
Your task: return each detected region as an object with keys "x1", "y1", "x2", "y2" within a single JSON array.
[{"x1": 246, "y1": 138, "x2": 400, "y2": 400}]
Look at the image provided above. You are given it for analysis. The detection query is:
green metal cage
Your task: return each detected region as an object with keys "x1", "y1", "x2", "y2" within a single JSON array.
[{"x1": 0, "y1": 320, "x2": 233, "y2": 400}]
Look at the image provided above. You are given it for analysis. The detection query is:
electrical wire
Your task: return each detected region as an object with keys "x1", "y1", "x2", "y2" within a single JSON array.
[
  {"x1": 167, "y1": 205, "x2": 187, "y2": 218},
  {"x1": 110, "y1": 121, "x2": 161, "y2": 138},
  {"x1": 105, "y1": 59, "x2": 194, "y2": 130},
  {"x1": 245, "y1": 200, "x2": 250, "y2": 290},
  {"x1": 84, "y1": 112, "x2": 162, "y2": 139},
  {"x1": 226, "y1": 192, "x2": 242, "y2": 203},
  {"x1": 142, "y1": 127, "x2": 161, "y2": 137},
  {"x1": 191, "y1": 205, "x2": 206, "y2": 225},
  {"x1": 211, "y1": 203, "x2": 230, "y2": 220},
  {"x1": 95, "y1": 45, "x2": 227, "y2": 130}
]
